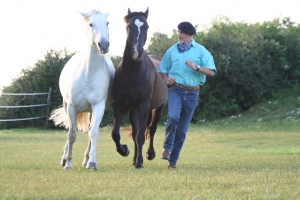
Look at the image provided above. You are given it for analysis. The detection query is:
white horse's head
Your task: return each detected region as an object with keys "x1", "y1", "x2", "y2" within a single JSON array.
[{"x1": 79, "y1": 10, "x2": 110, "y2": 54}]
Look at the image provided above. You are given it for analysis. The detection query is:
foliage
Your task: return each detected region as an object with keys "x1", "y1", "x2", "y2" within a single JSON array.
[
  {"x1": 0, "y1": 49, "x2": 74, "y2": 129},
  {"x1": 147, "y1": 31, "x2": 178, "y2": 57},
  {"x1": 109, "y1": 55, "x2": 123, "y2": 68}
]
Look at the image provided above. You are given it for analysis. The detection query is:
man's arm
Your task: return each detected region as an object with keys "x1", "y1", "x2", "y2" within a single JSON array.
[{"x1": 160, "y1": 73, "x2": 176, "y2": 86}]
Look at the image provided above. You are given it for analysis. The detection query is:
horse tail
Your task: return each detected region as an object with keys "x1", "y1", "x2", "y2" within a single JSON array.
[
  {"x1": 76, "y1": 112, "x2": 90, "y2": 132},
  {"x1": 49, "y1": 106, "x2": 69, "y2": 129},
  {"x1": 49, "y1": 105, "x2": 90, "y2": 132},
  {"x1": 124, "y1": 126, "x2": 150, "y2": 140}
]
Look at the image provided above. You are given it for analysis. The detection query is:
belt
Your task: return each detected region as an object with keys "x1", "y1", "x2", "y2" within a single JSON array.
[{"x1": 173, "y1": 83, "x2": 200, "y2": 91}]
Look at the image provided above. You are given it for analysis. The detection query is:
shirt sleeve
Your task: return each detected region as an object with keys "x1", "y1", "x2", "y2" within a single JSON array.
[
  {"x1": 202, "y1": 51, "x2": 217, "y2": 75},
  {"x1": 158, "y1": 48, "x2": 172, "y2": 73}
]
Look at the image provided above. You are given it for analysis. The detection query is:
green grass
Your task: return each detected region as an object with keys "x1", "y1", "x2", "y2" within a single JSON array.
[
  {"x1": 0, "y1": 124, "x2": 299, "y2": 199},
  {"x1": 0, "y1": 87, "x2": 300, "y2": 199}
]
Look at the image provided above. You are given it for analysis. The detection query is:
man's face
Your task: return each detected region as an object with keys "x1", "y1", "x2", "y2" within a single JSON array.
[{"x1": 177, "y1": 29, "x2": 193, "y2": 44}]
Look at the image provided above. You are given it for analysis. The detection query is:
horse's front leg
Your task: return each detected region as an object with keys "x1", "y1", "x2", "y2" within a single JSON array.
[
  {"x1": 128, "y1": 110, "x2": 139, "y2": 166},
  {"x1": 64, "y1": 105, "x2": 77, "y2": 169},
  {"x1": 134, "y1": 105, "x2": 150, "y2": 169},
  {"x1": 85, "y1": 103, "x2": 105, "y2": 170},
  {"x1": 111, "y1": 104, "x2": 130, "y2": 157}
]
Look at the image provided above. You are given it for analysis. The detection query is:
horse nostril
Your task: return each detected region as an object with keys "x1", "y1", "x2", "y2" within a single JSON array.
[{"x1": 98, "y1": 42, "x2": 102, "y2": 48}]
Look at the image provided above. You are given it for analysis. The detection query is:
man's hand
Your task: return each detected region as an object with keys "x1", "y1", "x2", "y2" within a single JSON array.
[
  {"x1": 165, "y1": 77, "x2": 176, "y2": 86},
  {"x1": 185, "y1": 60, "x2": 196, "y2": 70}
]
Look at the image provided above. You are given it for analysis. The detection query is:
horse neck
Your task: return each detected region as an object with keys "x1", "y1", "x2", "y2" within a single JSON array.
[
  {"x1": 123, "y1": 41, "x2": 143, "y2": 68},
  {"x1": 83, "y1": 44, "x2": 106, "y2": 77},
  {"x1": 87, "y1": 44, "x2": 105, "y2": 66}
]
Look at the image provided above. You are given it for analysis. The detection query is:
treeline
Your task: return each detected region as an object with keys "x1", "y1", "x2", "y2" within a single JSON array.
[{"x1": 0, "y1": 17, "x2": 299, "y2": 129}]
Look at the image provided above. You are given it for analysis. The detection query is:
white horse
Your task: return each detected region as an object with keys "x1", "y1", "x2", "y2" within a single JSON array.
[{"x1": 50, "y1": 9, "x2": 115, "y2": 170}]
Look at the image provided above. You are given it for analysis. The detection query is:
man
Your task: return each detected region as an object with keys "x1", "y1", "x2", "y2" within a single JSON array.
[{"x1": 158, "y1": 21, "x2": 217, "y2": 169}]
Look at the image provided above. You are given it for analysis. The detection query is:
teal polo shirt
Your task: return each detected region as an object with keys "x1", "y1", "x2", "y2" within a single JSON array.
[{"x1": 158, "y1": 39, "x2": 217, "y2": 86}]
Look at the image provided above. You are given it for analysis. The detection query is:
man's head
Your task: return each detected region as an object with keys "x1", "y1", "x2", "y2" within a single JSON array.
[{"x1": 177, "y1": 21, "x2": 196, "y2": 44}]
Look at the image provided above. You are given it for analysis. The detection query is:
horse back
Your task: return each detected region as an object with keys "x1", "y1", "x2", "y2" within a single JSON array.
[{"x1": 148, "y1": 54, "x2": 168, "y2": 109}]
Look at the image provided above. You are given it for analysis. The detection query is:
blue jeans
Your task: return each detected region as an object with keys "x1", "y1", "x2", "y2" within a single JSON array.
[{"x1": 163, "y1": 85, "x2": 200, "y2": 165}]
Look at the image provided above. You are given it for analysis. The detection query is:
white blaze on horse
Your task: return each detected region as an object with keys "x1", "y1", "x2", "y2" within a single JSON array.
[{"x1": 50, "y1": 9, "x2": 115, "y2": 170}]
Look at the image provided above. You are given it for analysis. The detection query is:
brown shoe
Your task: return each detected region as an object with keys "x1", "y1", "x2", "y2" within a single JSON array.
[
  {"x1": 161, "y1": 149, "x2": 171, "y2": 160},
  {"x1": 168, "y1": 163, "x2": 176, "y2": 169}
]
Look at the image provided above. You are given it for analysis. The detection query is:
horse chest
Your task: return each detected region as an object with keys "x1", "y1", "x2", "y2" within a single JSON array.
[{"x1": 113, "y1": 74, "x2": 152, "y2": 109}]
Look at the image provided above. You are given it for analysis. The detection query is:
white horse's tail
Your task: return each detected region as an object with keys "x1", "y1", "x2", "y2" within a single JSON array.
[{"x1": 49, "y1": 105, "x2": 90, "y2": 132}]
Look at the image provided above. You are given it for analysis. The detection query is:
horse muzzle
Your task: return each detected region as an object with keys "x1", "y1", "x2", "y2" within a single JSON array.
[
  {"x1": 132, "y1": 46, "x2": 143, "y2": 61},
  {"x1": 98, "y1": 41, "x2": 109, "y2": 54}
]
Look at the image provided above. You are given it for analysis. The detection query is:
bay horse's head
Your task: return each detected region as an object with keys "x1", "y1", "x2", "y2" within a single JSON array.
[
  {"x1": 124, "y1": 7, "x2": 149, "y2": 61},
  {"x1": 79, "y1": 10, "x2": 110, "y2": 54}
]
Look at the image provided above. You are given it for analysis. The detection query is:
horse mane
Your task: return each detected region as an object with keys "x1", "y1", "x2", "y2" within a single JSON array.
[
  {"x1": 124, "y1": 12, "x2": 147, "y2": 23},
  {"x1": 82, "y1": 9, "x2": 103, "y2": 22}
]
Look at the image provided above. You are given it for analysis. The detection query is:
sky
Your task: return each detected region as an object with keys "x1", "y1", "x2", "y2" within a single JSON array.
[{"x1": 0, "y1": 0, "x2": 300, "y2": 89}]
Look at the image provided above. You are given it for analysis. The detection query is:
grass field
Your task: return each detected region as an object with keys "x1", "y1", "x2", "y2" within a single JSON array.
[
  {"x1": 0, "y1": 121, "x2": 299, "y2": 199},
  {"x1": 1, "y1": 87, "x2": 300, "y2": 199}
]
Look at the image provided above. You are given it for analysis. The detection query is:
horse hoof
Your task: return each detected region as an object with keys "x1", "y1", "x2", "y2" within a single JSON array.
[
  {"x1": 61, "y1": 159, "x2": 66, "y2": 167},
  {"x1": 63, "y1": 161, "x2": 73, "y2": 169},
  {"x1": 135, "y1": 164, "x2": 144, "y2": 169},
  {"x1": 63, "y1": 166, "x2": 72, "y2": 170},
  {"x1": 146, "y1": 151, "x2": 156, "y2": 160},
  {"x1": 87, "y1": 162, "x2": 98, "y2": 170},
  {"x1": 119, "y1": 145, "x2": 130, "y2": 157}
]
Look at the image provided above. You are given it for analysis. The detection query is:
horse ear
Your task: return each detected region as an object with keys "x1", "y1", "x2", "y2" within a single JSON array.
[
  {"x1": 144, "y1": 7, "x2": 149, "y2": 19},
  {"x1": 104, "y1": 12, "x2": 109, "y2": 18},
  {"x1": 128, "y1": 8, "x2": 131, "y2": 15},
  {"x1": 78, "y1": 11, "x2": 88, "y2": 18}
]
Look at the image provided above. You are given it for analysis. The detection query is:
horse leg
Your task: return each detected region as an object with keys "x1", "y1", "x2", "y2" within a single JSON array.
[
  {"x1": 61, "y1": 101, "x2": 68, "y2": 167},
  {"x1": 111, "y1": 104, "x2": 130, "y2": 157},
  {"x1": 86, "y1": 103, "x2": 105, "y2": 170},
  {"x1": 128, "y1": 110, "x2": 139, "y2": 166},
  {"x1": 61, "y1": 141, "x2": 68, "y2": 166},
  {"x1": 135, "y1": 104, "x2": 150, "y2": 169},
  {"x1": 146, "y1": 102, "x2": 166, "y2": 160},
  {"x1": 82, "y1": 139, "x2": 91, "y2": 168},
  {"x1": 64, "y1": 104, "x2": 77, "y2": 169}
]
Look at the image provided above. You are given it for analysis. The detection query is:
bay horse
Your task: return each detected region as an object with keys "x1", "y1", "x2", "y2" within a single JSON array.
[
  {"x1": 50, "y1": 9, "x2": 115, "y2": 170},
  {"x1": 111, "y1": 8, "x2": 168, "y2": 168}
]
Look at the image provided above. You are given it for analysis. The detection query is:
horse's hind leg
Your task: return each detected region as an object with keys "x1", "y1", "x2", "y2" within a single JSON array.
[
  {"x1": 146, "y1": 102, "x2": 166, "y2": 161},
  {"x1": 61, "y1": 102, "x2": 68, "y2": 167},
  {"x1": 61, "y1": 141, "x2": 68, "y2": 166},
  {"x1": 82, "y1": 139, "x2": 91, "y2": 167}
]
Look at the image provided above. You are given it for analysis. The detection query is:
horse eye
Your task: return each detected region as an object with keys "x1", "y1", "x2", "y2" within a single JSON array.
[
  {"x1": 107, "y1": 22, "x2": 109, "y2": 26},
  {"x1": 89, "y1": 23, "x2": 93, "y2": 27}
]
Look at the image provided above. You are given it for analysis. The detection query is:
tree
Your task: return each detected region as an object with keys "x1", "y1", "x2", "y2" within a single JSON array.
[{"x1": 147, "y1": 31, "x2": 177, "y2": 57}]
